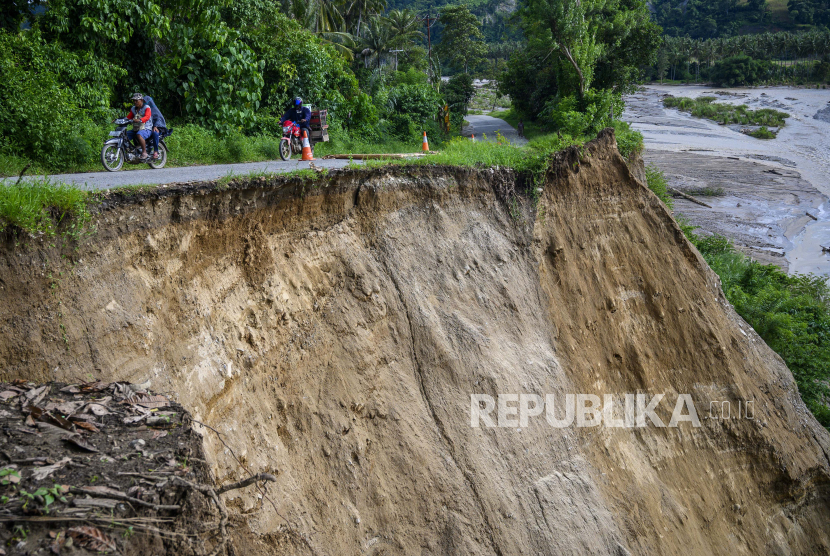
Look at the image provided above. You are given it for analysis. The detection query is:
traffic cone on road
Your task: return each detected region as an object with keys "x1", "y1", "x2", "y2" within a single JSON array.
[
  {"x1": 422, "y1": 131, "x2": 429, "y2": 152},
  {"x1": 301, "y1": 130, "x2": 315, "y2": 161}
]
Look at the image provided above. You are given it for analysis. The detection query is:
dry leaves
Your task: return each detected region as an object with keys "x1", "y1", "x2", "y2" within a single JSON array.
[
  {"x1": 68, "y1": 526, "x2": 116, "y2": 552},
  {"x1": 32, "y1": 458, "x2": 71, "y2": 481},
  {"x1": 64, "y1": 435, "x2": 99, "y2": 453}
]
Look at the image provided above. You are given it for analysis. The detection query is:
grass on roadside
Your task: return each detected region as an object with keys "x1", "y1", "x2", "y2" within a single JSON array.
[
  {"x1": 0, "y1": 177, "x2": 91, "y2": 238},
  {"x1": 663, "y1": 96, "x2": 789, "y2": 128}
]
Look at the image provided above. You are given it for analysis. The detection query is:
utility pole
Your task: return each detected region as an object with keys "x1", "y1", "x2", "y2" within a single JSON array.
[
  {"x1": 390, "y1": 49, "x2": 404, "y2": 71},
  {"x1": 422, "y1": 6, "x2": 439, "y2": 83}
]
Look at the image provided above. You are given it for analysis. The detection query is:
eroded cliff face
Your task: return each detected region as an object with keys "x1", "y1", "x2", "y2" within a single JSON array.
[{"x1": 0, "y1": 130, "x2": 828, "y2": 555}]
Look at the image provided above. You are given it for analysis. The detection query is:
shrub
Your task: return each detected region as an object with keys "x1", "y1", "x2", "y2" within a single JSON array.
[
  {"x1": 709, "y1": 55, "x2": 767, "y2": 87},
  {"x1": 0, "y1": 29, "x2": 123, "y2": 170},
  {"x1": 645, "y1": 164, "x2": 673, "y2": 209}
]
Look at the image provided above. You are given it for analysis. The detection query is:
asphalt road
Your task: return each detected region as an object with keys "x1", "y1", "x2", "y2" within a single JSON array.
[
  {"x1": 4, "y1": 116, "x2": 525, "y2": 190},
  {"x1": 4, "y1": 158, "x2": 359, "y2": 191},
  {"x1": 462, "y1": 114, "x2": 528, "y2": 146}
]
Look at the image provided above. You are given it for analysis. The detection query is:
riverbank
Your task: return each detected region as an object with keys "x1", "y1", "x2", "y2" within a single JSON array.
[{"x1": 625, "y1": 85, "x2": 830, "y2": 275}]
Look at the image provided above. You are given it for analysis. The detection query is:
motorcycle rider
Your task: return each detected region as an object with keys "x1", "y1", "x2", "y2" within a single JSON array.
[
  {"x1": 124, "y1": 93, "x2": 152, "y2": 161},
  {"x1": 143, "y1": 95, "x2": 168, "y2": 161},
  {"x1": 280, "y1": 97, "x2": 311, "y2": 138}
]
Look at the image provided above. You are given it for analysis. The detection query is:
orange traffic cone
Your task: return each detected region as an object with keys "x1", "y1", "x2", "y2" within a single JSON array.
[
  {"x1": 301, "y1": 130, "x2": 315, "y2": 161},
  {"x1": 422, "y1": 131, "x2": 429, "y2": 152}
]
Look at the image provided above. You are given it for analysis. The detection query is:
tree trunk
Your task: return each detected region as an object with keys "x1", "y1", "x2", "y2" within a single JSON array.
[{"x1": 560, "y1": 44, "x2": 586, "y2": 99}]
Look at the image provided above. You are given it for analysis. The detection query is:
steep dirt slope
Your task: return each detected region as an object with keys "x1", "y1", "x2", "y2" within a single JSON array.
[{"x1": 0, "y1": 130, "x2": 828, "y2": 555}]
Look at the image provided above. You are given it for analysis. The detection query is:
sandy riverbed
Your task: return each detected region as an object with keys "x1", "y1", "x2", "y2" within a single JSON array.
[{"x1": 625, "y1": 85, "x2": 830, "y2": 275}]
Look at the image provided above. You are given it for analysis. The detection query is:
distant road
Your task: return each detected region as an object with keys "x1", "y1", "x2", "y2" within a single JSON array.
[
  {"x1": 3, "y1": 158, "x2": 359, "y2": 190},
  {"x1": 463, "y1": 114, "x2": 529, "y2": 145}
]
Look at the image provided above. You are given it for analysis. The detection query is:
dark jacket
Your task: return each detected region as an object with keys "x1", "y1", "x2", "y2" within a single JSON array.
[
  {"x1": 143, "y1": 96, "x2": 167, "y2": 129},
  {"x1": 281, "y1": 106, "x2": 311, "y2": 126}
]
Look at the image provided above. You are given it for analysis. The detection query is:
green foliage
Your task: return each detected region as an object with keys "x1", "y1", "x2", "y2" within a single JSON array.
[
  {"x1": 612, "y1": 120, "x2": 644, "y2": 159},
  {"x1": 40, "y1": 0, "x2": 264, "y2": 131},
  {"x1": 443, "y1": 74, "x2": 476, "y2": 127},
  {"x1": 686, "y1": 231, "x2": 830, "y2": 428},
  {"x1": 663, "y1": 96, "x2": 789, "y2": 127},
  {"x1": 749, "y1": 126, "x2": 777, "y2": 139},
  {"x1": 0, "y1": 177, "x2": 91, "y2": 238},
  {"x1": 645, "y1": 164, "x2": 673, "y2": 209},
  {"x1": 385, "y1": 81, "x2": 444, "y2": 141},
  {"x1": 0, "y1": 29, "x2": 124, "y2": 169},
  {"x1": 652, "y1": 0, "x2": 767, "y2": 38},
  {"x1": 435, "y1": 5, "x2": 487, "y2": 74},
  {"x1": 788, "y1": 0, "x2": 830, "y2": 26},
  {"x1": 710, "y1": 54, "x2": 767, "y2": 87},
  {"x1": 539, "y1": 89, "x2": 623, "y2": 137}
]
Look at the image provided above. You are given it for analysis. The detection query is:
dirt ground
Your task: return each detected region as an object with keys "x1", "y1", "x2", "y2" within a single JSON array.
[
  {"x1": 0, "y1": 130, "x2": 828, "y2": 555},
  {"x1": 642, "y1": 150, "x2": 825, "y2": 269}
]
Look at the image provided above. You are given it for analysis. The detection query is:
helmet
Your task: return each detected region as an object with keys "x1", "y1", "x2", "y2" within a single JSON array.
[
  {"x1": 131, "y1": 93, "x2": 144, "y2": 101},
  {"x1": 294, "y1": 97, "x2": 302, "y2": 106}
]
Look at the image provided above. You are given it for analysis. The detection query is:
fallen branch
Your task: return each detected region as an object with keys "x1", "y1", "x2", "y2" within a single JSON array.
[
  {"x1": 70, "y1": 486, "x2": 181, "y2": 511},
  {"x1": 668, "y1": 187, "x2": 712, "y2": 208},
  {"x1": 217, "y1": 473, "x2": 278, "y2": 495}
]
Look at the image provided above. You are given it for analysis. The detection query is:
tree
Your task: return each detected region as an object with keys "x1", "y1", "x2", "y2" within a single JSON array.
[
  {"x1": 435, "y1": 5, "x2": 487, "y2": 74},
  {"x1": 359, "y1": 15, "x2": 393, "y2": 68},
  {"x1": 520, "y1": 0, "x2": 606, "y2": 98},
  {"x1": 385, "y1": 9, "x2": 423, "y2": 50}
]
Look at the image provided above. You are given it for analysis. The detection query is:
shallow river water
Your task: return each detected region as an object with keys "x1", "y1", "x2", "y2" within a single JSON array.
[{"x1": 625, "y1": 85, "x2": 830, "y2": 276}]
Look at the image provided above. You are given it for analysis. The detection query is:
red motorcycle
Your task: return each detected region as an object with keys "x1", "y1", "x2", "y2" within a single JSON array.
[
  {"x1": 279, "y1": 120, "x2": 312, "y2": 160},
  {"x1": 278, "y1": 111, "x2": 329, "y2": 160}
]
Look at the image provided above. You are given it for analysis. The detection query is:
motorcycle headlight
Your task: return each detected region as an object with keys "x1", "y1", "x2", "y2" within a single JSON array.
[{"x1": 282, "y1": 126, "x2": 291, "y2": 133}]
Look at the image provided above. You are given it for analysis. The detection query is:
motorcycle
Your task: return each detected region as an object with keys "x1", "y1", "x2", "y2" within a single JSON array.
[
  {"x1": 101, "y1": 118, "x2": 172, "y2": 172},
  {"x1": 279, "y1": 119, "x2": 313, "y2": 161}
]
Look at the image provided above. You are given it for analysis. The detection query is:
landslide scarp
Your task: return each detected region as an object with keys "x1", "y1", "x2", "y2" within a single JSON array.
[{"x1": 0, "y1": 129, "x2": 828, "y2": 555}]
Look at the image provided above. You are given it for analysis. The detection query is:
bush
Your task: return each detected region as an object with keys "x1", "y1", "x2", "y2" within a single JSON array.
[
  {"x1": 645, "y1": 164, "x2": 673, "y2": 209},
  {"x1": 539, "y1": 89, "x2": 623, "y2": 137},
  {"x1": 709, "y1": 55, "x2": 767, "y2": 87},
  {"x1": 385, "y1": 82, "x2": 444, "y2": 141},
  {"x1": 0, "y1": 29, "x2": 123, "y2": 170}
]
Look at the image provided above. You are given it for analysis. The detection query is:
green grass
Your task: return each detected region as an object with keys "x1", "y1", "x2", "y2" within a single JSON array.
[
  {"x1": 645, "y1": 165, "x2": 673, "y2": 209},
  {"x1": 685, "y1": 186, "x2": 726, "y2": 197},
  {"x1": 0, "y1": 177, "x2": 91, "y2": 238},
  {"x1": 748, "y1": 126, "x2": 777, "y2": 139},
  {"x1": 663, "y1": 96, "x2": 789, "y2": 128}
]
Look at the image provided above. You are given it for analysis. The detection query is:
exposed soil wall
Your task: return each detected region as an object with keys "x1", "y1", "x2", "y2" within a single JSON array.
[{"x1": 0, "y1": 129, "x2": 828, "y2": 555}]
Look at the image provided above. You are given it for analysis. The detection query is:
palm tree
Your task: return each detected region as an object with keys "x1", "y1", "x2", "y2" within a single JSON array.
[
  {"x1": 291, "y1": 0, "x2": 345, "y2": 34},
  {"x1": 359, "y1": 16, "x2": 393, "y2": 69},
  {"x1": 385, "y1": 9, "x2": 423, "y2": 49},
  {"x1": 345, "y1": 0, "x2": 387, "y2": 37},
  {"x1": 289, "y1": 0, "x2": 355, "y2": 60}
]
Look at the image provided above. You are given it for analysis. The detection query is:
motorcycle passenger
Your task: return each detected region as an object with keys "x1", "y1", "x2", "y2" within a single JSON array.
[
  {"x1": 143, "y1": 95, "x2": 168, "y2": 160},
  {"x1": 124, "y1": 93, "x2": 152, "y2": 161},
  {"x1": 280, "y1": 97, "x2": 311, "y2": 138}
]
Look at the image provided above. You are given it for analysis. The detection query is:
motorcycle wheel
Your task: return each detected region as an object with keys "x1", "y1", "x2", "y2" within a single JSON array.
[
  {"x1": 101, "y1": 144, "x2": 124, "y2": 172},
  {"x1": 279, "y1": 138, "x2": 291, "y2": 161},
  {"x1": 148, "y1": 143, "x2": 168, "y2": 169}
]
